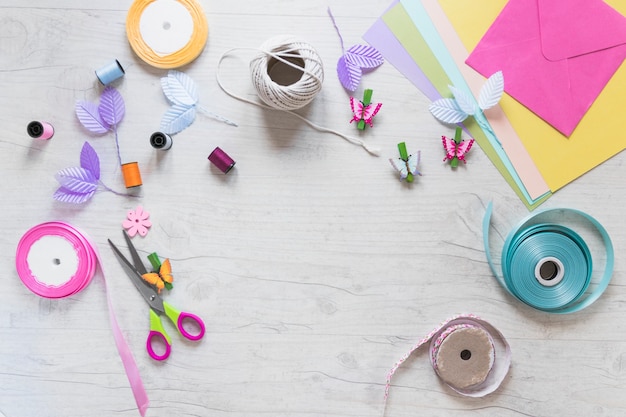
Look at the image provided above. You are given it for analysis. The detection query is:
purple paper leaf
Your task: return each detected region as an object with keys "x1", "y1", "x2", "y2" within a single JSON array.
[
  {"x1": 345, "y1": 44, "x2": 384, "y2": 69},
  {"x1": 53, "y1": 187, "x2": 96, "y2": 204},
  {"x1": 76, "y1": 101, "x2": 110, "y2": 134},
  {"x1": 337, "y1": 56, "x2": 362, "y2": 92},
  {"x1": 98, "y1": 86, "x2": 125, "y2": 127},
  {"x1": 55, "y1": 166, "x2": 98, "y2": 194},
  {"x1": 80, "y1": 141, "x2": 100, "y2": 180}
]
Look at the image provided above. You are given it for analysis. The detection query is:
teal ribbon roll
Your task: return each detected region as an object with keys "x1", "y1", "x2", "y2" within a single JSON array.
[{"x1": 483, "y1": 202, "x2": 614, "y2": 313}]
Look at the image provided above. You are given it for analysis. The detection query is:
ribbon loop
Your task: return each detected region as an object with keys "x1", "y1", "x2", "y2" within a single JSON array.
[{"x1": 483, "y1": 202, "x2": 614, "y2": 313}]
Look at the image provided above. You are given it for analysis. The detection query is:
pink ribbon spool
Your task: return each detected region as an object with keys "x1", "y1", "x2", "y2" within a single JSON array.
[
  {"x1": 15, "y1": 222, "x2": 149, "y2": 415},
  {"x1": 383, "y1": 314, "x2": 511, "y2": 414}
]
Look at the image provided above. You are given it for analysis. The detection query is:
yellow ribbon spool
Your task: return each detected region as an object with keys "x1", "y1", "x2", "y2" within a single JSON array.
[{"x1": 126, "y1": 0, "x2": 208, "y2": 69}]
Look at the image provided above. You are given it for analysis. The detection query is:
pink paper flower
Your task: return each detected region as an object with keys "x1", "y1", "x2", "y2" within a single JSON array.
[{"x1": 123, "y1": 206, "x2": 152, "y2": 237}]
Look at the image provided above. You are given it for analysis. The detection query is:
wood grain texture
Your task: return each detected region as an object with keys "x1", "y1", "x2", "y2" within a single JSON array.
[{"x1": 1, "y1": 1, "x2": 626, "y2": 416}]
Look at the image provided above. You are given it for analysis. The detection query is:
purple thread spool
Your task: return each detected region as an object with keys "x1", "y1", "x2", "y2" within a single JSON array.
[{"x1": 208, "y1": 147, "x2": 235, "y2": 173}]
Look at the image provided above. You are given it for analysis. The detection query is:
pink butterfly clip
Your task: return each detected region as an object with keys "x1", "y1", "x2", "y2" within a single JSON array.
[
  {"x1": 350, "y1": 89, "x2": 382, "y2": 130},
  {"x1": 442, "y1": 127, "x2": 475, "y2": 168}
]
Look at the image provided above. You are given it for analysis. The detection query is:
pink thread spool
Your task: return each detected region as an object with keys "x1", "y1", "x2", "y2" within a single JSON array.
[
  {"x1": 208, "y1": 147, "x2": 236, "y2": 173},
  {"x1": 27, "y1": 121, "x2": 54, "y2": 140}
]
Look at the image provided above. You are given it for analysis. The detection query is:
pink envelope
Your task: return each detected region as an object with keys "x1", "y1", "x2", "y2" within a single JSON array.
[{"x1": 466, "y1": 0, "x2": 626, "y2": 137}]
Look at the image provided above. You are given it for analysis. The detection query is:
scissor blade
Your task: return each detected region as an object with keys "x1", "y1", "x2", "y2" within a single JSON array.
[
  {"x1": 108, "y1": 239, "x2": 165, "y2": 313},
  {"x1": 122, "y1": 230, "x2": 149, "y2": 275}
]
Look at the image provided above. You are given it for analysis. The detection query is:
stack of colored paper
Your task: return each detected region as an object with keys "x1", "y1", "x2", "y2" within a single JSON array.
[{"x1": 364, "y1": 0, "x2": 626, "y2": 210}]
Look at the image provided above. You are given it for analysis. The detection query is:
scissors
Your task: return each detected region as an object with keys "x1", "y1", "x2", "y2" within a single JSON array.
[{"x1": 108, "y1": 231, "x2": 205, "y2": 361}]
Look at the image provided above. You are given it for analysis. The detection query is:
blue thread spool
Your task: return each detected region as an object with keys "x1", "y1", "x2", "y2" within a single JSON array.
[
  {"x1": 95, "y1": 59, "x2": 125, "y2": 85},
  {"x1": 150, "y1": 132, "x2": 173, "y2": 150}
]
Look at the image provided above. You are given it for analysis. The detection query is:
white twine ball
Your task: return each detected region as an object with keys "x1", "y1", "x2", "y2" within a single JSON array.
[{"x1": 249, "y1": 36, "x2": 324, "y2": 111}]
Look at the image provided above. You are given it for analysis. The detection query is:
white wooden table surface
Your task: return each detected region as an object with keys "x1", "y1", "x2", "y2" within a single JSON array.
[{"x1": 2, "y1": 1, "x2": 626, "y2": 416}]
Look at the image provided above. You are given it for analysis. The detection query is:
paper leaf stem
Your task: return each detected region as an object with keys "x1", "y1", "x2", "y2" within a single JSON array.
[
  {"x1": 98, "y1": 86, "x2": 126, "y2": 127},
  {"x1": 449, "y1": 85, "x2": 477, "y2": 116},
  {"x1": 328, "y1": 7, "x2": 383, "y2": 92},
  {"x1": 75, "y1": 101, "x2": 110, "y2": 134}
]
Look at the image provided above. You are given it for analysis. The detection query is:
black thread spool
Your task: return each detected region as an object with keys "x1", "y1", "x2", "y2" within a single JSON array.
[{"x1": 150, "y1": 132, "x2": 173, "y2": 150}]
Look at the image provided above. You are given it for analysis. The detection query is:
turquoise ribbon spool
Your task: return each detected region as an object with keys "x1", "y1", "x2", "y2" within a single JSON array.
[{"x1": 483, "y1": 202, "x2": 614, "y2": 313}]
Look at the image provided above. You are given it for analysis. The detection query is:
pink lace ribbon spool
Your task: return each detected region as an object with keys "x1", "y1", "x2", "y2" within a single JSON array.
[
  {"x1": 15, "y1": 222, "x2": 149, "y2": 415},
  {"x1": 383, "y1": 314, "x2": 511, "y2": 414}
]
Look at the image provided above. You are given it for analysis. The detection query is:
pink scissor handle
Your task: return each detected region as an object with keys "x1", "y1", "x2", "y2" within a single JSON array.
[
  {"x1": 177, "y1": 312, "x2": 205, "y2": 341},
  {"x1": 147, "y1": 330, "x2": 172, "y2": 361}
]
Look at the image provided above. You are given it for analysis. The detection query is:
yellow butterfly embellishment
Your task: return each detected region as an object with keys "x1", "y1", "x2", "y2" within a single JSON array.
[{"x1": 142, "y1": 258, "x2": 173, "y2": 293}]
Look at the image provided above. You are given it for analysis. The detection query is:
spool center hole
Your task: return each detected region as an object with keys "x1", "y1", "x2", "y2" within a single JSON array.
[
  {"x1": 52, "y1": 258, "x2": 61, "y2": 266},
  {"x1": 163, "y1": 21, "x2": 171, "y2": 30},
  {"x1": 267, "y1": 55, "x2": 305, "y2": 86},
  {"x1": 460, "y1": 349, "x2": 472, "y2": 361},
  {"x1": 539, "y1": 260, "x2": 559, "y2": 280}
]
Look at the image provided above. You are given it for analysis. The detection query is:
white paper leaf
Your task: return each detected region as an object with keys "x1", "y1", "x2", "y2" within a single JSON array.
[
  {"x1": 429, "y1": 98, "x2": 469, "y2": 124},
  {"x1": 478, "y1": 71, "x2": 504, "y2": 111},
  {"x1": 449, "y1": 86, "x2": 478, "y2": 116},
  {"x1": 161, "y1": 70, "x2": 199, "y2": 107},
  {"x1": 160, "y1": 104, "x2": 197, "y2": 134},
  {"x1": 55, "y1": 166, "x2": 98, "y2": 194}
]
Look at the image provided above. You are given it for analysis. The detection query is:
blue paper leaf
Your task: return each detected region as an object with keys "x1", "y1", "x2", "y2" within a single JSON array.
[
  {"x1": 478, "y1": 71, "x2": 504, "y2": 111},
  {"x1": 160, "y1": 104, "x2": 197, "y2": 134},
  {"x1": 79, "y1": 141, "x2": 100, "y2": 180},
  {"x1": 53, "y1": 187, "x2": 96, "y2": 204},
  {"x1": 55, "y1": 166, "x2": 98, "y2": 194},
  {"x1": 75, "y1": 101, "x2": 109, "y2": 134},
  {"x1": 429, "y1": 98, "x2": 469, "y2": 124},
  {"x1": 449, "y1": 86, "x2": 478, "y2": 116},
  {"x1": 161, "y1": 70, "x2": 199, "y2": 107},
  {"x1": 98, "y1": 86, "x2": 125, "y2": 127},
  {"x1": 337, "y1": 56, "x2": 362, "y2": 92},
  {"x1": 344, "y1": 44, "x2": 384, "y2": 69}
]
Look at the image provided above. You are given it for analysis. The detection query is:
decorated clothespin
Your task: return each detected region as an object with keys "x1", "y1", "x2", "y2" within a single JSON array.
[
  {"x1": 350, "y1": 89, "x2": 382, "y2": 130},
  {"x1": 442, "y1": 127, "x2": 475, "y2": 168},
  {"x1": 389, "y1": 142, "x2": 421, "y2": 182},
  {"x1": 142, "y1": 252, "x2": 174, "y2": 293}
]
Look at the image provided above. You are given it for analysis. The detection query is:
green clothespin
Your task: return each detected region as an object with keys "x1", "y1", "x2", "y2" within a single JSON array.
[
  {"x1": 397, "y1": 142, "x2": 414, "y2": 183},
  {"x1": 357, "y1": 89, "x2": 373, "y2": 130}
]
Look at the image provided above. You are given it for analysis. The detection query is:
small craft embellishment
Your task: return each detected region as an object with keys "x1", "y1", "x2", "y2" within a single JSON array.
[
  {"x1": 160, "y1": 70, "x2": 237, "y2": 135},
  {"x1": 389, "y1": 142, "x2": 421, "y2": 182},
  {"x1": 442, "y1": 127, "x2": 475, "y2": 168},
  {"x1": 75, "y1": 85, "x2": 126, "y2": 166},
  {"x1": 350, "y1": 89, "x2": 382, "y2": 130},
  {"x1": 123, "y1": 206, "x2": 152, "y2": 237},
  {"x1": 327, "y1": 7, "x2": 384, "y2": 91},
  {"x1": 143, "y1": 254, "x2": 173, "y2": 293},
  {"x1": 429, "y1": 71, "x2": 503, "y2": 127},
  {"x1": 53, "y1": 142, "x2": 133, "y2": 203}
]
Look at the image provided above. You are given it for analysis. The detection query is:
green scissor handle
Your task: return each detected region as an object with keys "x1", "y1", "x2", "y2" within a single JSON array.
[{"x1": 146, "y1": 301, "x2": 205, "y2": 361}]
